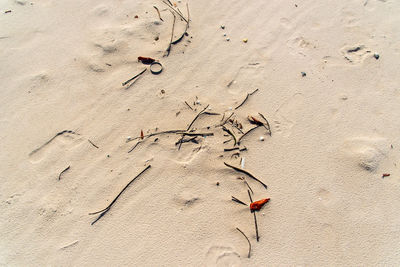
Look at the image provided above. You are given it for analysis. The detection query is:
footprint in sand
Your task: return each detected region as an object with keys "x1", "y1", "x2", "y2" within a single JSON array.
[
  {"x1": 273, "y1": 93, "x2": 304, "y2": 137},
  {"x1": 29, "y1": 130, "x2": 83, "y2": 163},
  {"x1": 341, "y1": 136, "x2": 389, "y2": 172},
  {"x1": 205, "y1": 246, "x2": 241, "y2": 267},
  {"x1": 340, "y1": 44, "x2": 373, "y2": 65}
]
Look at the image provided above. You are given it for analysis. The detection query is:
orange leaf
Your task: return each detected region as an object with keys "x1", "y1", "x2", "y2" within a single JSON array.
[{"x1": 250, "y1": 198, "x2": 270, "y2": 211}]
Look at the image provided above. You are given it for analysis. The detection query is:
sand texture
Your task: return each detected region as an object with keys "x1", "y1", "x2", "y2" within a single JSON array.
[{"x1": 1, "y1": 0, "x2": 400, "y2": 266}]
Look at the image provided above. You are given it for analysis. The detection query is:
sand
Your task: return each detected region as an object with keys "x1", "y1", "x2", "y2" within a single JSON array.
[{"x1": 1, "y1": 0, "x2": 400, "y2": 266}]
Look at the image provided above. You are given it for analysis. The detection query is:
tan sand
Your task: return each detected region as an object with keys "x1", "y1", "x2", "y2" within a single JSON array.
[{"x1": 1, "y1": 0, "x2": 400, "y2": 266}]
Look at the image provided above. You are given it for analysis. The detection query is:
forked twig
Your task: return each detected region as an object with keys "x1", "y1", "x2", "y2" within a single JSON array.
[
  {"x1": 224, "y1": 162, "x2": 267, "y2": 189},
  {"x1": 89, "y1": 165, "x2": 151, "y2": 225},
  {"x1": 236, "y1": 227, "x2": 251, "y2": 258}
]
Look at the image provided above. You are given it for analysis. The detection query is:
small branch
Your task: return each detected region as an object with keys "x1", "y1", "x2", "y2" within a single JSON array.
[
  {"x1": 58, "y1": 166, "x2": 70, "y2": 180},
  {"x1": 236, "y1": 227, "x2": 251, "y2": 258},
  {"x1": 224, "y1": 147, "x2": 239, "y2": 152},
  {"x1": 235, "y1": 89, "x2": 259, "y2": 110},
  {"x1": 122, "y1": 68, "x2": 147, "y2": 86},
  {"x1": 248, "y1": 190, "x2": 259, "y2": 242},
  {"x1": 224, "y1": 162, "x2": 267, "y2": 189},
  {"x1": 88, "y1": 139, "x2": 99, "y2": 149},
  {"x1": 184, "y1": 101, "x2": 193, "y2": 110},
  {"x1": 153, "y1": 6, "x2": 163, "y2": 21},
  {"x1": 232, "y1": 196, "x2": 247, "y2": 206},
  {"x1": 128, "y1": 141, "x2": 142, "y2": 153},
  {"x1": 237, "y1": 125, "x2": 262, "y2": 145},
  {"x1": 89, "y1": 165, "x2": 151, "y2": 225},
  {"x1": 203, "y1": 112, "x2": 220, "y2": 116}
]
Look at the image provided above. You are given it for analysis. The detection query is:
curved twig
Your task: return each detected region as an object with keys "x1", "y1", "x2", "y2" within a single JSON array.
[{"x1": 224, "y1": 162, "x2": 267, "y2": 189}]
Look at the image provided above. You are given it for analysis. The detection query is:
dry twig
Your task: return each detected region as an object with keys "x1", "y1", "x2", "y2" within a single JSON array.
[{"x1": 89, "y1": 165, "x2": 151, "y2": 225}]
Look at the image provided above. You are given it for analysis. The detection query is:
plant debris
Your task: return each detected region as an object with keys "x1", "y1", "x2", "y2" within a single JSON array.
[
  {"x1": 250, "y1": 198, "x2": 270, "y2": 211},
  {"x1": 58, "y1": 166, "x2": 70, "y2": 180},
  {"x1": 236, "y1": 227, "x2": 251, "y2": 258},
  {"x1": 89, "y1": 165, "x2": 151, "y2": 225}
]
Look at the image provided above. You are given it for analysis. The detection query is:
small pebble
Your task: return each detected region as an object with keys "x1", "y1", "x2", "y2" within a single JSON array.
[
  {"x1": 216, "y1": 182, "x2": 220, "y2": 186},
  {"x1": 107, "y1": 155, "x2": 110, "y2": 158},
  {"x1": 223, "y1": 33, "x2": 227, "y2": 37},
  {"x1": 259, "y1": 136, "x2": 264, "y2": 141},
  {"x1": 301, "y1": 72, "x2": 306, "y2": 77},
  {"x1": 196, "y1": 100, "x2": 201, "y2": 104},
  {"x1": 228, "y1": 107, "x2": 233, "y2": 110},
  {"x1": 127, "y1": 136, "x2": 132, "y2": 141},
  {"x1": 242, "y1": 38, "x2": 248, "y2": 43},
  {"x1": 374, "y1": 53, "x2": 380, "y2": 60},
  {"x1": 226, "y1": 38, "x2": 230, "y2": 41},
  {"x1": 134, "y1": 15, "x2": 139, "y2": 18},
  {"x1": 221, "y1": 25, "x2": 225, "y2": 29}
]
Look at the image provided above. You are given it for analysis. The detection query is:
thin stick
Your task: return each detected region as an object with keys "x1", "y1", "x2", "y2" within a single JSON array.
[
  {"x1": 58, "y1": 166, "x2": 70, "y2": 180},
  {"x1": 122, "y1": 68, "x2": 147, "y2": 86},
  {"x1": 258, "y1": 112, "x2": 272, "y2": 136},
  {"x1": 248, "y1": 190, "x2": 259, "y2": 242},
  {"x1": 232, "y1": 196, "x2": 247, "y2": 206},
  {"x1": 223, "y1": 139, "x2": 232, "y2": 144},
  {"x1": 128, "y1": 141, "x2": 142, "y2": 153},
  {"x1": 184, "y1": 101, "x2": 193, "y2": 110},
  {"x1": 203, "y1": 112, "x2": 220, "y2": 116},
  {"x1": 30, "y1": 130, "x2": 78, "y2": 155},
  {"x1": 222, "y1": 126, "x2": 237, "y2": 146},
  {"x1": 153, "y1": 6, "x2": 163, "y2": 21},
  {"x1": 235, "y1": 89, "x2": 259, "y2": 110},
  {"x1": 184, "y1": 132, "x2": 213, "y2": 137},
  {"x1": 236, "y1": 227, "x2": 251, "y2": 258},
  {"x1": 88, "y1": 139, "x2": 99, "y2": 149},
  {"x1": 164, "y1": 12, "x2": 176, "y2": 57},
  {"x1": 224, "y1": 147, "x2": 239, "y2": 152},
  {"x1": 89, "y1": 165, "x2": 151, "y2": 225},
  {"x1": 237, "y1": 125, "x2": 262, "y2": 145},
  {"x1": 244, "y1": 180, "x2": 254, "y2": 194},
  {"x1": 224, "y1": 162, "x2": 268, "y2": 189},
  {"x1": 162, "y1": 0, "x2": 188, "y2": 23},
  {"x1": 186, "y1": 3, "x2": 190, "y2": 28}
]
